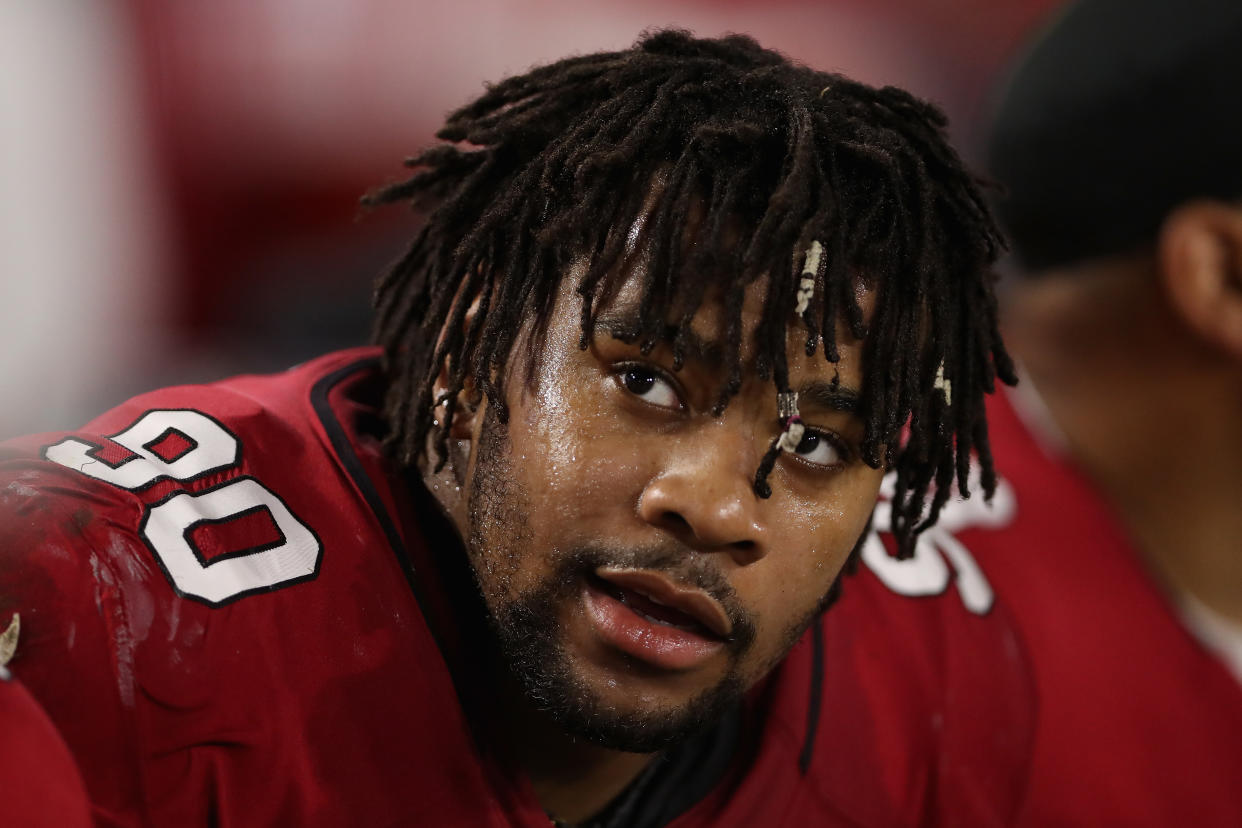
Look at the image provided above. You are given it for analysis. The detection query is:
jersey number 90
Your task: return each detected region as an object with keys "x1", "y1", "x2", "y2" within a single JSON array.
[{"x1": 44, "y1": 409, "x2": 321, "y2": 606}]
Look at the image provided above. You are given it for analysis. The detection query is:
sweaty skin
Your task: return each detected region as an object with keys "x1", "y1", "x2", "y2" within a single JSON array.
[{"x1": 428, "y1": 266, "x2": 885, "y2": 821}]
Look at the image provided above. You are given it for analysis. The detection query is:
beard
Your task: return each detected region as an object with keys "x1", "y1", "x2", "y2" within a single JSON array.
[
  {"x1": 463, "y1": 410, "x2": 777, "y2": 753},
  {"x1": 488, "y1": 547, "x2": 752, "y2": 753}
]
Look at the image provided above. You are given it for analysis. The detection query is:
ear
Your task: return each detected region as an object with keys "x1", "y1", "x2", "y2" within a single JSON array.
[
  {"x1": 431, "y1": 361, "x2": 482, "y2": 440},
  {"x1": 1158, "y1": 200, "x2": 1242, "y2": 359},
  {"x1": 431, "y1": 291, "x2": 487, "y2": 441}
]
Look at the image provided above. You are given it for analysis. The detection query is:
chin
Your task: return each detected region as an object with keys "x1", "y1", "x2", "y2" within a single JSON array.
[
  {"x1": 530, "y1": 658, "x2": 747, "y2": 753},
  {"x1": 494, "y1": 595, "x2": 748, "y2": 752}
]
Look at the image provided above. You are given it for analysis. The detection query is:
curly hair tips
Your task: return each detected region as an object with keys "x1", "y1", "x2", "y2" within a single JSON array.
[{"x1": 366, "y1": 30, "x2": 1016, "y2": 557}]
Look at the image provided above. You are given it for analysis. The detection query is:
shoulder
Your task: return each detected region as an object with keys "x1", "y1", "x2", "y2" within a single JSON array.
[
  {"x1": 25, "y1": 347, "x2": 384, "y2": 486},
  {"x1": 0, "y1": 349, "x2": 452, "y2": 820},
  {"x1": 0, "y1": 348, "x2": 492, "y2": 825},
  {"x1": 0, "y1": 348, "x2": 383, "y2": 604},
  {"x1": 1, "y1": 347, "x2": 382, "y2": 491}
]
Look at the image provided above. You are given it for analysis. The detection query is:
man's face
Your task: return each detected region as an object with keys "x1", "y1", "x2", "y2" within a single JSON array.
[{"x1": 457, "y1": 267, "x2": 884, "y2": 752}]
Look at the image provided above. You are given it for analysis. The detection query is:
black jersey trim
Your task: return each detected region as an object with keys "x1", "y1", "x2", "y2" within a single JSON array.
[
  {"x1": 308, "y1": 357, "x2": 428, "y2": 612},
  {"x1": 798, "y1": 614, "x2": 825, "y2": 775}
]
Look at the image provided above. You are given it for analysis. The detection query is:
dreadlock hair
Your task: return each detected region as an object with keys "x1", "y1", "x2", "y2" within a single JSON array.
[{"x1": 365, "y1": 29, "x2": 1017, "y2": 558}]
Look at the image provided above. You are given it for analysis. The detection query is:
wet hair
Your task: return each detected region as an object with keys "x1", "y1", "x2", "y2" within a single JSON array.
[{"x1": 367, "y1": 29, "x2": 1016, "y2": 557}]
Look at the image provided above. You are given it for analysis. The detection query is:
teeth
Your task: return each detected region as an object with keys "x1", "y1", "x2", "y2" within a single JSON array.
[
  {"x1": 618, "y1": 584, "x2": 669, "y2": 608},
  {"x1": 599, "y1": 579, "x2": 713, "y2": 636},
  {"x1": 633, "y1": 607, "x2": 698, "y2": 632}
]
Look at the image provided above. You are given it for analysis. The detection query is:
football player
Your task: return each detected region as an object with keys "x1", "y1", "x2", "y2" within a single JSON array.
[
  {"x1": 0, "y1": 31, "x2": 1031, "y2": 826},
  {"x1": 976, "y1": 0, "x2": 1242, "y2": 823}
]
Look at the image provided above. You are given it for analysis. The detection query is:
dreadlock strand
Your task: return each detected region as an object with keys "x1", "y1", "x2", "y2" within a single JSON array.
[{"x1": 367, "y1": 29, "x2": 1017, "y2": 559}]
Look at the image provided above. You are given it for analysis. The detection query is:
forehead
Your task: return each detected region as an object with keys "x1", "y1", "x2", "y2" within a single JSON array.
[{"x1": 581, "y1": 257, "x2": 875, "y2": 376}]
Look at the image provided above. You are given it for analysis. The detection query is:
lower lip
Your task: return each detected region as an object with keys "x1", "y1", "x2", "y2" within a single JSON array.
[{"x1": 582, "y1": 580, "x2": 725, "y2": 671}]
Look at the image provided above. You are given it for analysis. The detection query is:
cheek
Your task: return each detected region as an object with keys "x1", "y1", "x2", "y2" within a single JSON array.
[
  {"x1": 791, "y1": 463, "x2": 884, "y2": 549},
  {"x1": 735, "y1": 475, "x2": 881, "y2": 649},
  {"x1": 506, "y1": 385, "x2": 650, "y2": 541},
  {"x1": 732, "y1": 529, "x2": 839, "y2": 625}
]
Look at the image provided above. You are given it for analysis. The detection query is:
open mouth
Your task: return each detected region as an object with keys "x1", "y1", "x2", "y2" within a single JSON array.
[
  {"x1": 589, "y1": 574, "x2": 723, "y2": 641},
  {"x1": 581, "y1": 575, "x2": 729, "y2": 671}
]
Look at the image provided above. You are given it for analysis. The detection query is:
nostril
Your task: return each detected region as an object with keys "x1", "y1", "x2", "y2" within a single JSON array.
[
  {"x1": 662, "y1": 511, "x2": 692, "y2": 532},
  {"x1": 729, "y1": 538, "x2": 761, "y2": 566}
]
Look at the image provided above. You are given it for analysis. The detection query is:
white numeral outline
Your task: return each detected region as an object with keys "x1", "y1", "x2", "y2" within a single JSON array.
[
  {"x1": 863, "y1": 470, "x2": 1015, "y2": 615},
  {"x1": 44, "y1": 410, "x2": 238, "y2": 490},
  {"x1": 44, "y1": 409, "x2": 322, "y2": 606}
]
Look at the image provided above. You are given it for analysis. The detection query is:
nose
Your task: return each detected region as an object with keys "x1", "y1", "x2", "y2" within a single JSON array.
[{"x1": 637, "y1": 431, "x2": 767, "y2": 566}]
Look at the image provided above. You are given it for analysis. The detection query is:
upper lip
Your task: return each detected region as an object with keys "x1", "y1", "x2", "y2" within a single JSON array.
[{"x1": 594, "y1": 567, "x2": 733, "y2": 639}]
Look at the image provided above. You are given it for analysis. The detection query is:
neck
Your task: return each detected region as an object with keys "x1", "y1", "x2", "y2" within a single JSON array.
[
  {"x1": 490, "y1": 671, "x2": 657, "y2": 823},
  {"x1": 1004, "y1": 259, "x2": 1242, "y2": 624}
]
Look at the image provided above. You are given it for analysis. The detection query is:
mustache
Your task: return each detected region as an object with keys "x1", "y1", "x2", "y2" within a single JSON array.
[{"x1": 554, "y1": 544, "x2": 756, "y2": 649}]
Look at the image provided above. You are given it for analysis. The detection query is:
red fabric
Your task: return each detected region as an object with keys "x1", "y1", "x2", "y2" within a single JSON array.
[
  {"x1": 956, "y1": 390, "x2": 1242, "y2": 827},
  {"x1": 0, "y1": 349, "x2": 1034, "y2": 826},
  {"x1": 0, "y1": 675, "x2": 92, "y2": 828}
]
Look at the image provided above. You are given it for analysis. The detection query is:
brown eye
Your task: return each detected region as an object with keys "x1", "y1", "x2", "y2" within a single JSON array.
[
  {"x1": 793, "y1": 429, "x2": 844, "y2": 468},
  {"x1": 623, "y1": 367, "x2": 657, "y2": 395},
  {"x1": 613, "y1": 364, "x2": 681, "y2": 409}
]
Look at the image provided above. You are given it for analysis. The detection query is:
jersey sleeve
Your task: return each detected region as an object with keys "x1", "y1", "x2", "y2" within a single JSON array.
[
  {"x1": 0, "y1": 374, "x2": 333, "y2": 824},
  {"x1": 0, "y1": 368, "x2": 340, "y2": 825},
  {"x1": 0, "y1": 353, "x2": 511, "y2": 827},
  {"x1": 0, "y1": 668, "x2": 93, "y2": 828},
  {"x1": 0, "y1": 448, "x2": 155, "y2": 825}
]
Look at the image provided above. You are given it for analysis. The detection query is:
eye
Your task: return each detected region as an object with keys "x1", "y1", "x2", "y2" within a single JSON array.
[
  {"x1": 614, "y1": 364, "x2": 681, "y2": 410},
  {"x1": 791, "y1": 428, "x2": 845, "y2": 468}
]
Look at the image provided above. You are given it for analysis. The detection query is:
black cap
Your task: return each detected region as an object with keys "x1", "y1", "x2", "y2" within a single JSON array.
[{"x1": 986, "y1": 0, "x2": 1242, "y2": 271}]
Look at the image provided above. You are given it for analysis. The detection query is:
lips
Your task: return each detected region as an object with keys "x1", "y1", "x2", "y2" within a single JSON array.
[{"x1": 593, "y1": 567, "x2": 733, "y2": 640}]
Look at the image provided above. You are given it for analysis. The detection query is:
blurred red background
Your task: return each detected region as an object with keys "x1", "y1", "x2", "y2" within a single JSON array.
[{"x1": 0, "y1": 0, "x2": 1065, "y2": 437}]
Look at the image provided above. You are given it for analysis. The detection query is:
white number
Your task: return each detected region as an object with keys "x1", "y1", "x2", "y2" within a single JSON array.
[
  {"x1": 44, "y1": 410, "x2": 237, "y2": 490},
  {"x1": 45, "y1": 410, "x2": 322, "y2": 606},
  {"x1": 863, "y1": 469, "x2": 1015, "y2": 615},
  {"x1": 141, "y1": 479, "x2": 319, "y2": 604}
]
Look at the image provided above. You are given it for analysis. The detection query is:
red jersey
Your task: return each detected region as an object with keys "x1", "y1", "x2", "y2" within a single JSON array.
[
  {"x1": 0, "y1": 349, "x2": 1034, "y2": 826},
  {"x1": 945, "y1": 389, "x2": 1242, "y2": 826},
  {"x1": 0, "y1": 669, "x2": 92, "y2": 828}
]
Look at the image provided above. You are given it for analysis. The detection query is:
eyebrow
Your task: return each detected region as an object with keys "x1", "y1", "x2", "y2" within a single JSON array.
[
  {"x1": 592, "y1": 311, "x2": 728, "y2": 369},
  {"x1": 593, "y1": 310, "x2": 863, "y2": 415},
  {"x1": 795, "y1": 381, "x2": 860, "y2": 415}
]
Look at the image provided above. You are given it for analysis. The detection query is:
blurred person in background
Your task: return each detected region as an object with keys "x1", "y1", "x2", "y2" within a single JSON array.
[
  {"x1": 0, "y1": 32, "x2": 1034, "y2": 827},
  {"x1": 970, "y1": 0, "x2": 1242, "y2": 823}
]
